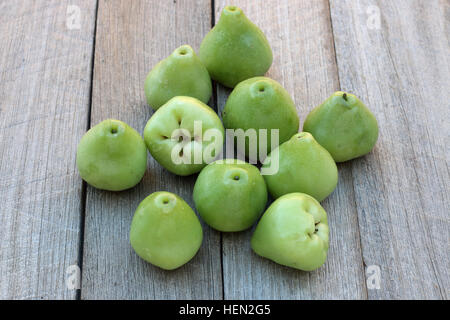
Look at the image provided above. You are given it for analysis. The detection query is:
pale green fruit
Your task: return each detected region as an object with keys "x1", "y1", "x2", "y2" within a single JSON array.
[
  {"x1": 222, "y1": 77, "x2": 299, "y2": 159},
  {"x1": 262, "y1": 132, "x2": 338, "y2": 202},
  {"x1": 144, "y1": 45, "x2": 212, "y2": 110},
  {"x1": 303, "y1": 91, "x2": 379, "y2": 162},
  {"x1": 193, "y1": 159, "x2": 267, "y2": 232},
  {"x1": 130, "y1": 192, "x2": 203, "y2": 270},
  {"x1": 198, "y1": 6, "x2": 273, "y2": 88},
  {"x1": 76, "y1": 119, "x2": 147, "y2": 191},
  {"x1": 143, "y1": 96, "x2": 224, "y2": 176},
  {"x1": 251, "y1": 193, "x2": 329, "y2": 271}
]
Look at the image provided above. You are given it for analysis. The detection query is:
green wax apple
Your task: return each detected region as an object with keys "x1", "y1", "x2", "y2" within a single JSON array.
[
  {"x1": 262, "y1": 132, "x2": 338, "y2": 202},
  {"x1": 198, "y1": 6, "x2": 273, "y2": 88},
  {"x1": 144, "y1": 45, "x2": 212, "y2": 110},
  {"x1": 76, "y1": 119, "x2": 147, "y2": 191},
  {"x1": 303, "y1": 91, "x2": 379, "y2": 162},
  {"x1": 222, "y1": 77, "x2": 299, "y2": 159},
  {"x1": 130, "y1": 191, "x2": 203, "y2": 270},
  {"x1": 143, "y1": 96, "x2": 224, "y2": 176},
  {"x1": 193, "y1": 159, "x2": 267, "y2": 232},
  {"x1": 251, "y1": 193, "x2": 329, "y2": 271}
]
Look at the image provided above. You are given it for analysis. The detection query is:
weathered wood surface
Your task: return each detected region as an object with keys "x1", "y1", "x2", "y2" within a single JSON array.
[
  {"x1": 0, "y1": 0, "x2": 448, "y2": 300},
  {"x1": 215, "y1": 0, "x2": 368, "y2": 299},
  {"x1": 0, "y1": 0, "x2": 97, "y2": 299},
  {"x1": 330, "y1": 0, "x2": 449, "y2": 299},
  {"x1": 80, "y1": 0, "x2": 222, "y2": 299}
]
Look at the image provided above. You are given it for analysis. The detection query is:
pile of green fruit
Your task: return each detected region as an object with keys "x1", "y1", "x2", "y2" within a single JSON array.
[{"x1": 77, "y1": 6, "x2": 378, "y2": 272}]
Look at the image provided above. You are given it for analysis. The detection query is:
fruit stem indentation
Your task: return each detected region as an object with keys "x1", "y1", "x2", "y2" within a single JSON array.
[{"x1": 315, "y1": 221, "x2": 320, "y2": 232}]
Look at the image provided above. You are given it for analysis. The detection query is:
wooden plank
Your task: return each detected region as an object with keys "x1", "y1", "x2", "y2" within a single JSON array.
[
  {"x1": 81, "y1": 0, "x2": 222, "y2": 299},
  {"x1": 330, "y1": 0, "x2": 449, "y2": 299},
  {"x1": 215, "y1": 0, "x2": 368, "y2": 299},
  {"x1": 0, "y1": 0, "x2": 97, "y2": 299}
]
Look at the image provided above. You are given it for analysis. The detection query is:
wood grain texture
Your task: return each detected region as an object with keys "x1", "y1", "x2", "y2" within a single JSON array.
[
  {"x1": 330, "y1": 0, "x2": 449, "y2": 299},
  {"x1": 0, "y1": 0, "x2": 97, "y2": 299},
  {"x1": 80, "y1": 0, "x2": 223, "y2": 299},
  {"x1": 1, "y1": 0, "x2": 448, "y2": 301},
  {"x1": 215, "y1": 0, "x2": 368, "y2": 299}
]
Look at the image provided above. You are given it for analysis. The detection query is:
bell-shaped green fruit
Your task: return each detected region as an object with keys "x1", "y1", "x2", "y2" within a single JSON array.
[
  {"x1": 198, "y1": 6, "x2": 273, "y2": 88},
  {"x1": 222, "y1": 77, "x2": 299, "y2": 159},
  {"x1": 262, "y1": 132, "x2": 338, "y2": 202},
  {"x1": 251, "y1": 193, "x2": 329, "y2": 271},
  {"x1": 144, "y1": 45, "x2": 212, "y2": 110},
  {"x1": 303, "y1": 91, "x2": 379, "y2": 162},
  {"x1": 76, "y1": 119, "x2": 147, "y2": 191},
  {"x1": 143, "y1": 96, "x2": 224, "y2": 176},
  {"x1": 193, "y1": 159, "x2": 267, "y2": 232},
  {"x1": 130, "y1": 192, "x2": 203, "y2": 270}
]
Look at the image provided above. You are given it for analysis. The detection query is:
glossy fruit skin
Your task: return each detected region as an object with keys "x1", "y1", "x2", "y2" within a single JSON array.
[
  {"x1": 130, "y1": 192, "x2": 203, "y2": 270},
  {"x1": 303, "y1": 91, "x2": 379, "y2": 162},
  {"x1": 222, "y1": 77, "x2": 299, "y2": 159},
  {"x1": 198, "y1": 6, "x2": 273, "y2": 88},
  {"x1": 193, "y1": 159, "x2": 267, "y2": 232},
  {"x1": 262, "y1": 132, "x2": 338, "y2": 202},
  {"x1": 144, "y1": 45, "x2": 212, "y2": 110},
  {"x1": 143, "y1": 96, "x2": 224, "y2": 176},
  {"x1": 251, "y1": 193, "x2": 329, "y2": 271},
  {"x1": 76, "y1": 119, "x2": 147, "y2": 191}
]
